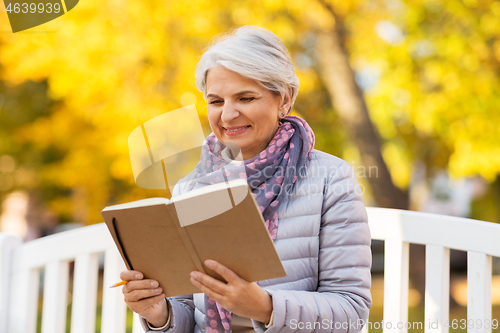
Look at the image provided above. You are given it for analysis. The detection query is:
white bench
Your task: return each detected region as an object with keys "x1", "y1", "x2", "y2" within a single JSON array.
[{"x1": 0, "y1": 208, "x2": 499, "y2": 333}]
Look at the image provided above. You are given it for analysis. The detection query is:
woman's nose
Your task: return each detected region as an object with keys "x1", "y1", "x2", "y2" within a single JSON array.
[{"x1": 220, "y1": 102, "x2": 240, "y2": 123}]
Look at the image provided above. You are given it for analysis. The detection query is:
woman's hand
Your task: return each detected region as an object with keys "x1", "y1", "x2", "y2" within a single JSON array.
[
  {"x1": 189, "y1": 260, "x2": 273, "y2": 324},
  {"x1": 120, "y1": 270, "x2": 169, "y2": 328}
]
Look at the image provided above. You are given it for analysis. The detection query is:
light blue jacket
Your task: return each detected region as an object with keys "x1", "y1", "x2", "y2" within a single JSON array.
[{"x1": 142, "y1": 149, "x2": 372, "y2": 333}]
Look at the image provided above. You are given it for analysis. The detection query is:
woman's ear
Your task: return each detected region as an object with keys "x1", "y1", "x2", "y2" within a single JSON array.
[{"x1": 280, "y1": 87, "x2": 293, "y2": 115}]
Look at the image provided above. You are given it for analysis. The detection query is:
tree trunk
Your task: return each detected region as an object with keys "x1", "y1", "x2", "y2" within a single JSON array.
[{"x1": 314, "y1": 0, "x2": 408, "y2": 210}]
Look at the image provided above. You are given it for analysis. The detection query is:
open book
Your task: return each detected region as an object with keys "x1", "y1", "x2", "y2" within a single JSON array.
[{"x1": 101, "y1": 179, "x2": 287, "y2": 297}]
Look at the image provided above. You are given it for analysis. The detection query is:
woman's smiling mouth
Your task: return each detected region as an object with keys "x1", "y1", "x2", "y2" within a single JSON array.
[{"x1": 223, "y1": 125, "x2": 251, "y2": 135}]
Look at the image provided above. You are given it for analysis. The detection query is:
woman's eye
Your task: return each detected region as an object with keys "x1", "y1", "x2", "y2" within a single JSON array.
[{"x1": 209, "y1": 98, "x2": 254, "y2": 104}]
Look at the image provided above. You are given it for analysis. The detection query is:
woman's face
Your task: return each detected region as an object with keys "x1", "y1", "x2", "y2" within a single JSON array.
[{"x1": 206, "y1": 66, "x2": 285, "y2": 160}]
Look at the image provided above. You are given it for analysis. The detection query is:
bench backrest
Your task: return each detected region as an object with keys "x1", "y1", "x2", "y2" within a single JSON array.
[
  {"x1": 1, "y1": 208, "x2": 499, "y2": 333},
  {"x1": 366, "y1": 207, "x2": 500, "y2": 333},
  {"x1": 0, "y1": 223, "x2": 144, "y2": 333}
]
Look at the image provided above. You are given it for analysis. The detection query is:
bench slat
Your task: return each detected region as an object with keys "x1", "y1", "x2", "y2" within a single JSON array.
[
  {"x1": 101, "y1": 248, "x2": 127, "y2": 333},
  {"x1": 383, "y1": 239, "x2": 409, "y2": 333},
  {"x1": 71, "y1": 253, "x2": 99, "y2": 333},
  {"x1": 8, "y1": 268, "x2": 40, "y2": 333},
  {"x1": 41, "y1": 260, "x2": 69, "y2": 333},
  {"x1": 467, "y1": 251, "x2": 492, "y2": 333},
  {"x1": 424, "y1": 245, "x2": 450, "y2": 333},
  {"x1": 0, "y1": 234, "x2": 21, "y2": 333}
]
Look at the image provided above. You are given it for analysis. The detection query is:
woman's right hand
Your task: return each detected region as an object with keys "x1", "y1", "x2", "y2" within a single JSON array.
[{"x1": 120, "y1": 270, "x2": 169, "y2": 327}]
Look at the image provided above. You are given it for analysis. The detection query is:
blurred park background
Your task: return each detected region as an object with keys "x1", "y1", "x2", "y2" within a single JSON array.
[{"x1": 1, "y1": 0, "x2": 500, "y2": 330}]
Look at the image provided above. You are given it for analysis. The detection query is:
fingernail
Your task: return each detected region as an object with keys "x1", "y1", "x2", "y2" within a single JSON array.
[
  {"x1": 205, "y1": 260, "x2": 213, "y2": 267},
  {"x1": 135, "y1": 274, "x2": 141, "y2": 279},
  {"x1": 151, "y1": 281, "x2": 158, "y2": 287},
  {"x1": 190, "y1": 272, "x2": 197, "y2": 279}
]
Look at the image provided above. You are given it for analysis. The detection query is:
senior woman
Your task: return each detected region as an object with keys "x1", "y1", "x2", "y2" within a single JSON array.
[{"x1": 121, "y1": 25, "x2": 372, "y2": 333}]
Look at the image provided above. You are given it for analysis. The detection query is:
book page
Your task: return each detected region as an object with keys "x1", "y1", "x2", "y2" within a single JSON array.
[
  {"x1": 172, "y1": 179, "x2": 250, "y2": 227},
  {"x1": 101, "y1": 197, "x2": 170, "y2": 211}
]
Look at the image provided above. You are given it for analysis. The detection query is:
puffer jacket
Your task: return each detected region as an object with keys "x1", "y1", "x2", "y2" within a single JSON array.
[{"x1": 141, "y1": 149, "x2": 372, "y2": 333}]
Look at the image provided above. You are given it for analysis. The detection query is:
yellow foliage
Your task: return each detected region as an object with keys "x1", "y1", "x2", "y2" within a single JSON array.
[
  {"x1": 1, "y1": 0, "x2": 499, "y2": 223},
  {"x1": 382, "y1": 142, "x2": 410, "y2": 189}
]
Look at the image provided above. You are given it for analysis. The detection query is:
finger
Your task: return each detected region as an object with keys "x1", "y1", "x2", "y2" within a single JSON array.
[
  {"x1": 191, "y1": 271, "x2": 228, "y2": 295},
  {"x1": 123, "y1": 279, "x2": 159, "y2": 294},
  {"x1": 205, "y1": 260, "x2": 240, "y2": 284},
  {"x1": 190, "y1": 276, "x2": 223, "y2": 302},
  {"x1": 131, "y1": 293, "x2": 166, "y2": 313},
  {"x1": 120, "y1": 270, "x2": 144, "y2": 281},
  {"x1": 125, "y1": 287, "x2": 163, "y2": 303}
]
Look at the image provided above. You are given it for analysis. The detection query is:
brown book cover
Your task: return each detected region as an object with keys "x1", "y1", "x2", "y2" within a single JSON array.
[{"x1": 101, "y1": 179, "x2": 287, "y2": 297}]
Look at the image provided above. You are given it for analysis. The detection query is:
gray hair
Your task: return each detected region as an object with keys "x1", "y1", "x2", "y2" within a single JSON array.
[{"x1": 195, "y1": 25, "x2": 299, "y2": 115}]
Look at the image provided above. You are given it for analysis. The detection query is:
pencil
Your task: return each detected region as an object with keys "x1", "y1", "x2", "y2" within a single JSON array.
[{"x1": 109, "y1": 280, "x2": 128, "y2": 288}]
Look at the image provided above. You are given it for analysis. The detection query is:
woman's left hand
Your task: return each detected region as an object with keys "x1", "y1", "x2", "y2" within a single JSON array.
[{"x1": 190, "y1": 259, "x2": 273, "y2": 324}]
